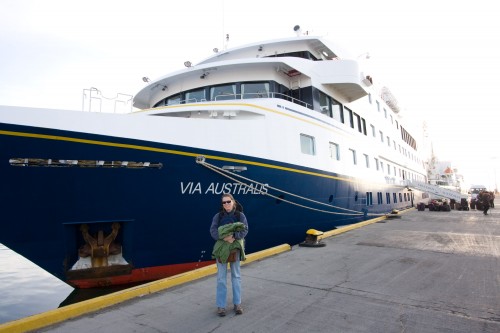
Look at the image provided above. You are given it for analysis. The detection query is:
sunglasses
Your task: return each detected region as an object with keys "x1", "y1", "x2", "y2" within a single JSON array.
[{"x1": 222, "y1": 200, "x2": 232, "y2": 204}]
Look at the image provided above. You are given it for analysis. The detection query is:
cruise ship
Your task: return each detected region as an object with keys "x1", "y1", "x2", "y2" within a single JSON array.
[{"x1": 0, "y1": 27, "x2": 426, "y2": 288}]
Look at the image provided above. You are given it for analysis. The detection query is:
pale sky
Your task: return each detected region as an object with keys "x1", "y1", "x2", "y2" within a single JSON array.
[{"x1": 1, "y1": 0, "x2": 499, "y2": 189}]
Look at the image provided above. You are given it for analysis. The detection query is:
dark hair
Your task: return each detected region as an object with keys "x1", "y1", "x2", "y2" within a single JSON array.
[{"x1": 221, "y1": 193, "x2": 235, "y2": 202}]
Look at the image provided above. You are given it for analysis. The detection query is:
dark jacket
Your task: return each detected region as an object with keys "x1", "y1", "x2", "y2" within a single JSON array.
[{"x1": 210, "y1": 209, "x2": 249, "y2": 241}]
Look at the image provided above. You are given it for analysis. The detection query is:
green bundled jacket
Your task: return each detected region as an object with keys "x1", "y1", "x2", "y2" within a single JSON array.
[{"x1": 212, "y1": 222, "x2": 246, "y2": 263}]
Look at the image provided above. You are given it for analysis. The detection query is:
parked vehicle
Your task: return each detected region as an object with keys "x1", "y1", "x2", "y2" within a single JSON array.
[{"x1": 469, "y1": 185, "x2": 486, "y2": 210}]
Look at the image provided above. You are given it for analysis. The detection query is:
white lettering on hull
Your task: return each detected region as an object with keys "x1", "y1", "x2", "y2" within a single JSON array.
[{"x1": 180, "y1": 182, "x2": 268, "y2": 195}]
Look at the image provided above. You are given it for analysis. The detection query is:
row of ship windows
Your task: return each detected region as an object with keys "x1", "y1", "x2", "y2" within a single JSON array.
[
  {"x1": 302, "y1": 102, "x2": 423, "y2": 170},
  {"x1": 364, "y1": 191, "x2": 413, "y2": 206},
  {"x1": 300, "y1": 134, "x2": 424, "y2": 183},
  {"x1": 343, "y1": 113, "x2": 420, "y2": 166},
  {"x1": 366, "y1": 94, "x2": 418, "y2": 155},
  {"x1": 154, "y1": 82, "x2": 279, "y2": 107},
  {"x1": 370, "y1": 125, "x2": 421, "y2": 166},
  {"x1": 368, "y1": 93, "x2": 401, "y2": 130},
  {"x1": 318, "y1": 91, "x2": 420, "y2": 166}
]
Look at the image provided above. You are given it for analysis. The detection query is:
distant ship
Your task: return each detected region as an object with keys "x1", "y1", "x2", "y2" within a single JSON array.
[
  {"x1": 0, "y1": 26, "x2": 426, "y2": 288},
  {"x1": 420, "y1": 151, "x2": 470, "y2": 205}
]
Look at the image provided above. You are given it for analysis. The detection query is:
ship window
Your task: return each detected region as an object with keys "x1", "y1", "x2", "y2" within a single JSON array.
[
  {"x1": 349, "y1": 149, "x2": 357, "y2": 165},
  {"x1": 241, "y1": 82, "x2": 270, "y2": 99},
  {"x1": 331, "y1": 98, "x2": 342, "y2": 123},
  {"x1": 153, "y1": 99, "x2": 165, "y2": 107},
  {"x1": 300, "y1": 134, "x2": 316, "y2": 155},
  {"x1": 211, "y1": 84, "x2": 237, "y2": 101},
  {"x1": 166, "y1": 94, "x2": 181, "y2": 105},
  {"x1": 374, "y1": 157, "x2": 379, "y2": 170},
  {"x1": 267, "y1": 50, "x2": 318, "y2": 60},
  {"x1": 354, "y1": 112, "x2": 362, "y2": 133},
  {"x1": 345, "y1": 107, "x2": 354, "y2": 128},
  {"x1": 386, "y1": 193, "x2": 391, "y2": 204},
  {"x1": 377, "y1": 192, "x2": 383, "y2": 204},
  {"x1": 329, "y1": 142, "x2": 340, "y2": 160},
  {"x1": 185, "y1": 89, "x2": 206, "y2": 103},
  {"x1": 393, "y1": 193, "x2": 397, "y2": 203},
  {"x1": 371, "y1": 124, "x2": 376, "y2": 137},
  {"x1": 399, "y1": 193, "x2": 403, "y2": 202},
  {"x1": 366, "y1": 192, "x2": 373, "y2": 206},
  {"x1": 319, "y1": 91, "x2": 331, "y2": 117},
  {"x1": 364, "y1": 154, "x2": 369, "y2": 168}
]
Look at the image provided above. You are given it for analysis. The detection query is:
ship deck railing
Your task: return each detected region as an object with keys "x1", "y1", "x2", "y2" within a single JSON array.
[{"x1": 170, "y1": 92, "x2": 312, "y2": 109}]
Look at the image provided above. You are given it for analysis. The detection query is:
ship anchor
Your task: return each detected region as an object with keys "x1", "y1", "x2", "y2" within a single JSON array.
[{"x1": 78, "y1": 223, "x2": 121, "y2": 268}]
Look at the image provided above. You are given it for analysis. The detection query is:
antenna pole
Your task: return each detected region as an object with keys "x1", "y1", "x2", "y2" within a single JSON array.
[{"x1": 221, "y1": 0, "x2": 225, "y2": 49}]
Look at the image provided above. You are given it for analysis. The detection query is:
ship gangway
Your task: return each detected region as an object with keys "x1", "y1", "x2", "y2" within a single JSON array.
[{"x1": 406, "y1": 180, "x2": 468, "y2": 202}]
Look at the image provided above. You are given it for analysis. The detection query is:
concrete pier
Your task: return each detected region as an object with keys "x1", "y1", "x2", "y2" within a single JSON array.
[{"x1": 2, "y1": 202, "x2": 499, "y2": 333}]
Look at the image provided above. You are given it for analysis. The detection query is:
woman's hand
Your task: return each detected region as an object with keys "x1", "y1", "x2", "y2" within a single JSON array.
[{"x1": 223, "y1": 234, "x2": 235, "y2": 243}]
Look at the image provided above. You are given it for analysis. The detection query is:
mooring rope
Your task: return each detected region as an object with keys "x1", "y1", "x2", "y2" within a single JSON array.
[{"x1": 196, "y1": 156, "x2": 385, "y2": 217}]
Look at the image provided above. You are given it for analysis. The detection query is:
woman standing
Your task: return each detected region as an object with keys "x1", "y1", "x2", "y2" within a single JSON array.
[{"x1": 210, "y1": 194, "x2": 248, "y2": 317}]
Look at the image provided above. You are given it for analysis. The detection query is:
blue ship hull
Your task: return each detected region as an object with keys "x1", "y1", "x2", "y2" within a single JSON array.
[{"x1": 0, "y1": 123, "x2": 412, "y2": 287}]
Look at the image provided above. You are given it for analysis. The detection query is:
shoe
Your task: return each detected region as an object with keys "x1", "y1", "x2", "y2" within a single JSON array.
[
  {"x1": 234, "y1": 304, "x2": 243, "y2": 315},
  {"x1": 217, "y1": 307, "x2": 226, "y2": 317}
]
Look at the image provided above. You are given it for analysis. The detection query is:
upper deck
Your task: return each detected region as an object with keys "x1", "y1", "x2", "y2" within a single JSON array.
[
  {"x1": 197, "y1": 36, "x2": 347, "y2": 65},
  {"x1": 133, "y1": 36, "x2": 370, "y2": 109}
]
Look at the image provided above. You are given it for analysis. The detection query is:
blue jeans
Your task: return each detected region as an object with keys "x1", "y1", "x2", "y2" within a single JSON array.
[{"x1": 216, "y1": 256, "x2": 241, "y2": 308}]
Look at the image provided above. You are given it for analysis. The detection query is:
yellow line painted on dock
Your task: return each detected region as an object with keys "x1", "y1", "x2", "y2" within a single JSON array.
[
  {"x1": 0, "y1": 244, "x2": 291, "y2": 333},
  {"x1": 320, "y1": 208, "x2": 411, "y2": 239},
  {"x1": 321, "y1": 216, "x2": 387, "y2": 239}
]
